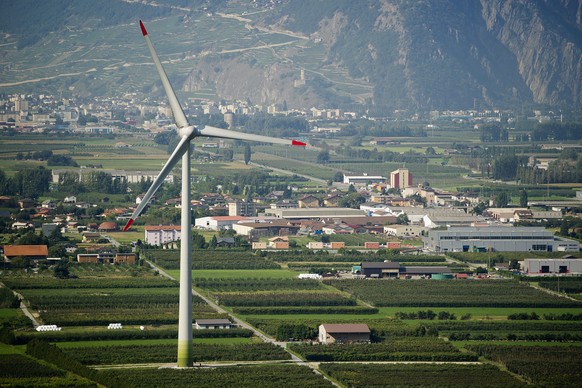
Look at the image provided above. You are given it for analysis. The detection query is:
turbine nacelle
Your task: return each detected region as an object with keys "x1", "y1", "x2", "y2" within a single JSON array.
[{"x1": 179, "y1": 125, "x2": 198, "y2": 139}]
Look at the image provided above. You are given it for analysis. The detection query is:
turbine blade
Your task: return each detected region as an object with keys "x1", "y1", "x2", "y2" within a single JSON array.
[
  {"x1": 198, "y1": 125, "x2": 307, "y2": 147},
  {"x1": 139, "y1": 20, "x2": 189, "y2": 129},
  {"x1": 123, "y1": 135, "x2": 191, "y2": 231}
]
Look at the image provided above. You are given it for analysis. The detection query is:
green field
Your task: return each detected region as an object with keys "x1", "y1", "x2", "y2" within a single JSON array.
[
  {"x1": 55, "y1": 337, "x2": 253, "y2": 348},
  {"x1": 169, "y1": 269, "x2": 299, "y2": 279}
]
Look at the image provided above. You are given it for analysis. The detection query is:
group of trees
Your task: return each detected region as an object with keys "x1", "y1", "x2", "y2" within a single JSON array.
[
  {"x1": 2, "y1": 167, "x2": 52, "y2": 198},
  {"x1": 491, "y1": 148, "x2": 582, "y2": 184},
  {"x1": 15, "y1": 150, "x2": 76, "y2": 167}
]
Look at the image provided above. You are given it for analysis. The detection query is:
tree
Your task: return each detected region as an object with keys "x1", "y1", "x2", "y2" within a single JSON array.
[
  {"x1": 244, "y1": 144, "x2": 251, "y2": 165},
  {"x1": 332, "y1": 171, "x2": 344, "y2": 182},
  {"x1": 494, "y1": 192, "x2": 510, "y2": 208},
  {"x1": 316, "y1": 150, "x2": 330, "y2": 164},
  {"x1": 53, "y1": 259, "x2": 70, "y2": 279},
  {"x1": 519, "y1": 189, "x2": 528, "y2": 207},
  {"x1": 560, "y1": 219, "x2": 569, "y2": 236},
  {"x1": 12, "y1": 167, "x2": 51, "y2": 198},
  {"x1": 209, "y1": 235, "x2": 218, "y2": 249},
  {"x1": 471, "y1": 202, "x2": 487, "y2": 215},
  {"x1": 396, "y1": 213, "x2": 409, "y2": 225}
]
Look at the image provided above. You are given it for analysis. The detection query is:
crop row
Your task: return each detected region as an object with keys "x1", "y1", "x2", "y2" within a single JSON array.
[
  {"x1": 193, "y1": 278, "x2": 324, "y2": 292},
  {"x1": 62, "y1": 343, "x2": 291, "y2": 365},
  {"x1": 36, "y1": 308, "x2": 216, "y2": 326},
  {"x1": 466, "y1": 345, "x2": 582, "y2": 386},
  {"x1": 13, "y1": 327, "x2": 253, "y2": 344},
  {"x1": 425, "y1": 320, "x2": 582, "y2": 332},
  {"x1": 214, "y1": 291, "x2": 356, "y2": 307},
  {"x1": 288, "y1": 339, "x2": 478, "y2": 362},
  {"x1": 326, "y1": 279, "x2": 580, "y2": 307},
  {"x1": 232, "y1": 306, "x2": 379, "y2": 315},
  {"x1": 320, "y1": 363, "x2": 525, "y2": 388},
  {"x1": 448, "y1": 331, "x2": 582, "y2": 341},
  {"x1": 2, "y1": 277, "x2": 178, "y2": 290}
]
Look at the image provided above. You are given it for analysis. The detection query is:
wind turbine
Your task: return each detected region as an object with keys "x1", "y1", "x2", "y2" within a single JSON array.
[{"x1": 125, "y1": 20, "x2": 306, "y2": 368}]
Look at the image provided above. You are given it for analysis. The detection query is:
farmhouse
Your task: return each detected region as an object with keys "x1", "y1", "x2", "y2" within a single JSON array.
[
  {"x1": 298, "y1": 195, "x2": 320, "y2": 208},
  {"x1": 82, "y1": 231, "x2": 101, "y2": 242},
  {"x1": 269, "y1": 236, "x2": 289, "y2": 249},
  {"x1": 318, "y1": 324, "x2": 370, "y2": 344},
  {"x1": 4, "y1": 245, "x2": 48, "y2": 262},
  {"x1": 194, "y1": 319, "x2": 234, "y2": 329}
]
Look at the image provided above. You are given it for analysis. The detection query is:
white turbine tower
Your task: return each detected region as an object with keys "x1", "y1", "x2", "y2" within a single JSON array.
[{"x1": 125, "y1": 20, "x2": 306, "y2": 368}]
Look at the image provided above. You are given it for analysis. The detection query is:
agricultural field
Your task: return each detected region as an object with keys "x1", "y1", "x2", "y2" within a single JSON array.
[
  {"x1": 60, "y1": 342, "x2": 290, "y2": 365},
  {"x1": 289, "y1": 338, "x2": 477, "y2": 362},
  {"x1": 98, "y1": 364, "x2": 332, "y2": 388},
  {"x1": 320, "y1": 363, "x2": 526, "y2": 387},
  {"x1": 3, "y1": 274, "x2": 216, "y2": 327},
  {"x1": 466, "y1": 344, "x2": 582, "y2": 386},
  {"x1": 143, "y1": 249, "x2": 281, "y2": 270},
  {"x1": 325, "y1": 278, "x2": 581, "y2": 308}
]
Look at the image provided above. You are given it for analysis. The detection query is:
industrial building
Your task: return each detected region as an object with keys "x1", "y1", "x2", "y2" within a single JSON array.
[
  {"x1": 361, "y1": 262, "x2": 452, "y2": 278},
  {"x1": 522, "y1": 258, "x2": 582, "y2": 275},
  {"x1": 423, "y1": 226, "x2": 580, "y2": 253},
  {"x1": 343, "y1": 174, "x2": 386, "y2": 185}
]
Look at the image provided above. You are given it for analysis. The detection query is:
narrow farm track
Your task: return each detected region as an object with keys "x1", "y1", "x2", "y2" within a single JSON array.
[{"x1": 2, "y1": 284, "x2": 41, "y2": 327}]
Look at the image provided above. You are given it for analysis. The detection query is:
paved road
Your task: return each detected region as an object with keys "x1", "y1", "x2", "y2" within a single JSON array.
[{"x1": 1, "y1": 284, "x2": 41, "y2": 327}]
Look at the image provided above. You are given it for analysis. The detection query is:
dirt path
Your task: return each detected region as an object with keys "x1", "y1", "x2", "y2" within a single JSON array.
[{"x1": 0, "y1": 284, "x2": 41, "y2": 327}]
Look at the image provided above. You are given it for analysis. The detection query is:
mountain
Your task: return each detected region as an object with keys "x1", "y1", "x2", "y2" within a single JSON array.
[{"x1": 0, "y1": 0, "x2": 580, "y2": 111}]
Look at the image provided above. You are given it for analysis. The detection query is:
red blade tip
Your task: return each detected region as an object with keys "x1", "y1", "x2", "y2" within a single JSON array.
[
  {"x1": 139, "y1": 20, "x2": 148, "y2": 36},
  {"x1": 123, "y1": 218, "x2": 134, "y2": 232},
  {"x1": 292, "y1": 140, "x2": 306, "y2": 147}
]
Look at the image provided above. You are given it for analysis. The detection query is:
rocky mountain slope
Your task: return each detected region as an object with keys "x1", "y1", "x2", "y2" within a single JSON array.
[{"x1": 0, "y1": 0, "x2": 580, "y2": 111}]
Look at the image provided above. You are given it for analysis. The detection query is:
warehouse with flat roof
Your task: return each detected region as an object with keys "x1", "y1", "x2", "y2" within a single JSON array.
[{"x1": 423, "y1": 226, "x2": 580, "y2": 253}]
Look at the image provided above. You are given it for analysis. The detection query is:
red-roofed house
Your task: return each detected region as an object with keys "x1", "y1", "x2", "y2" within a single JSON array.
[
  {"x1": 4, "y1": 245, "x2": 49, "y2": 262},
  {"x1": 98, "y1": 222, "x2": 118, "y2": 232}
]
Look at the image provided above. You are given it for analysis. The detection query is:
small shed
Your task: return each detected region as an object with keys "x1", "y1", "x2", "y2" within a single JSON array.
[
  {"x1": 318, "y1": 323, "x2": 370, "y2": 344},
  {"x1": 194, "y1": 319, "x2": 234, "y2": 330}
]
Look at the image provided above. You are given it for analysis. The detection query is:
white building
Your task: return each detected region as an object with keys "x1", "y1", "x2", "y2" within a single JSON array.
[
  {"x1": 384, "y1": 225, "x2": 425, "y2": 237},
  {"x1": 343, "y1": 174, "x2": 386, "y2": 185},
  {"x1": 144, "y1": 225, "x2": 181, "y2": 246},
  {"x1": 522, "y1": 258, "x2": 582, "y2": 275},
  {"x1": 195, "y1": 216, "x2": 250, "y2": 230},
  {"x1": 423, "y1": 226, "x2": 580, "y2": 253}
]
